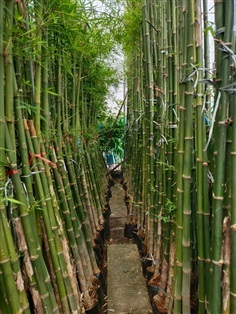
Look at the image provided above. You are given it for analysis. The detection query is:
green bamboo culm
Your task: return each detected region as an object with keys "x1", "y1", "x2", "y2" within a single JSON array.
[
  {"x1": 174, "y1": 1, "x2": 186, "y2": 312},
  {"x1": 0, "y1": 3, "x2": 25, "y2": 312},
  {"x1": 0, "y1": 0, "x2": 122, "y2": 312},
  {"x1": 123, "y1": 0, "x2": 236, "y2": 313},
  {"x1": 0, "y1": 220, "x2": 23, "y2": 314},
  {"x1": 27, "y1": 120, "x2": 77, "y2": 313},
  {"x1": 0, "y1": 2, "x2": 6, "y2": 310},
  {"x1": 230, "y1": 2, "x2": 236, "y2": 311},
  {"x1": 210, "y1": 1, "x2": 233, "y2": 312},
  {"x1": 181, "y1": 2, "x2": 195, "y2": 312},
  {"x1": 0, "y1": 0, "x2": 4, "y2": 197},
  {"x1": 194, "y1": 1, "x2": 209, "y2": 312},
  {"x1": 5, "y1": 124, "x2": 60, "y2": 313},
  {"x1": 4, "y1": 0, "x2": 16, "y2": 153},
  {"x1": 142, "y1": 0, "x2": 155, "y2": 258},
  {"x1": 33, "y1": 0, "x2": 43, "y2": 135},
  {"x1": 3, "y1": 0, "x2": 236, "y2": 312}
]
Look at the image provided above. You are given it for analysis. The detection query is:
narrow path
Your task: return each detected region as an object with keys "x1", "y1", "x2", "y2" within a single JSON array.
[
  {"x1": 107, "y1": 184, "x2": 152, "y2": 313},
  {"x1": 109, "y1": 183, "x2": 133, "y2": 244}
]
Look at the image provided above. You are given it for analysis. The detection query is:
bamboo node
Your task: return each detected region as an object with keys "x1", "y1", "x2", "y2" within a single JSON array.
[
  {"x1": 20, "y1": 212, "x2": 30, "y2": 218},
  {"x1": 177, "y1": 188, "x2": 183, "y2": 193},
  {"x1": 182, "y1": 240, "x2": 191, "y2": 247},
  {"x1": 197, "y1": 257, "x2": 205, "y2": 261},
  {"x1": 182, "y1": 174, "x2": 191, "y2": 179},
  {"x1": 196, "y1": 211, "x2": 203, "y2": 215},
  {"x1": 176, "y1": 260, "x2": 183, "y2": 267},
  {"x1": 230, "y1": 224, "x2": 236, "y2": 231},
  {"x1": 218, "y1": 120, "x2": 227, "y2": 125},
  {"x1": 179, "y1": 106, "x2": 186, "y2": 111},
  {"x1": 185, "y1": 137, "x2": 193, "y2": 140},
  {"x1": 213, "y1": 193, "x2": 224, "y2": 201},
  {"x1": 5, "y1": 118, "x2": 15, "y2": 123},
  {"x1": 40, "y1": 292, "x2": 50, "y2": 300},
  {"x1": 230, "y1": 291, "x2": 236, "y2": 298},
  {"x1": 184, "y1": 91, "x2": 194, "y2": 95},
  {"x1": 183, "y1": 210, "x2": 191, "y2": 215},
  {"x1": 212, "y1": 259, "x2": 223, "y2": 266},
  {"x1": 205, "y1": 258, "x2": 211, "y2": 263},
  {"x1": 30, "y1": 254, "x2": 39, "y2": 261},
  {"x1": 225, "y1": 117, "x2": 233, "y2": 125},
  {"x1": 0, "y1": 258, "x2": 10, "y2": 264}
]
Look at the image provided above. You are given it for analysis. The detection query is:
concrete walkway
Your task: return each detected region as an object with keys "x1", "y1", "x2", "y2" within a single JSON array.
[{"x1": 107, "y1": 185, "x2": 152, "y2": 314}]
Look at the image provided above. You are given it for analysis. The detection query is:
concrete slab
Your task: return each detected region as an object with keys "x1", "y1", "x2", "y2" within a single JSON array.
[
  {"x1": 109, "y1": 185, "x2": 127, "y2": 218},
  {"x1": 107, "y1": 244, "x2": 152, "y2": 314},
  {"x1": 108, "y1": 185, "x2": 134, "y2": 244}
]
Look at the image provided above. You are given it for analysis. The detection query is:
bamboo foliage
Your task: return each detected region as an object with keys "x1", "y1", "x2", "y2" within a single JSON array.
[{"x1": 0, "y1": 0, "x2": 120, "y2": 312}]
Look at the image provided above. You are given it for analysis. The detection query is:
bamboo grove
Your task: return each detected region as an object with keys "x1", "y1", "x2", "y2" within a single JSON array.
[
  {"x1": 0, "y1": 0, "x2": 121, "y2": 313},
  {"x1": 123, "y1": 0, "x2": 236, "y2": 313}
]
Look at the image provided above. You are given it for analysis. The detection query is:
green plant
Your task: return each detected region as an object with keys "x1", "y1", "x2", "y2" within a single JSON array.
[{"x1": 99, "y1": 115, "x2": 125, "y2": 160}]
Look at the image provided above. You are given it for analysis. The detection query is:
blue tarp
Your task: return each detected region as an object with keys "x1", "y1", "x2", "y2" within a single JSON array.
[{"x1": 106, "y1": 152, "x2": 115, "y2": 165}]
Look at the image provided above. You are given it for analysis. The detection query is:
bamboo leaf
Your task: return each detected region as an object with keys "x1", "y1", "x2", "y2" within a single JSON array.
[{"x1": 5, "y1": 197, "x2": 25, "y2": 205}]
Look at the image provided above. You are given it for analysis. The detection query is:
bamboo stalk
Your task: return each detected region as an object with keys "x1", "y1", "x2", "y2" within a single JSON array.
[
  {"x1": 230, "y1": 26, "x2": 236, "y2": 313},
  {"x1": 181, "y1": 2, "x2": 195, "y2": 312},
  {"x1": 41, "y1": 23, "x2": 50, "y2": 143},
  {"x1": 64, "y1": 142, "x2": 100, "y2": 276},
  {"x1": 201, "y1": 2, "x2": 212, "y2": 309},
  {"x1": 27, "y1": 120, "x2": 79, "y2": 313},
  {"x1": 48, "y1": 146, "x2": 85, "y2": 312},
  {"x1": 0, "y1": 269, "x2": 11, "y2": 313},
  {"x1": 194, "y1": 1, "x2": 207, "y2": 312},
  {"x1": 33, "y1": 0, "x2": 43, "y2": 135},
  {"x1": 210, "y1": 1, "x2": 233, "y2": 312},
  {"x1": 173, "y1": 0, "x2": 185, "y2": 311},
  {"x1": 1, "y1": 7, "x2": 29, "y2": 311},
  {"x1": 0, "y1": 219, "x2": 23, "y2": 314},
  {"x1": 5, "y1": 126, "x2": 59, "y2": 313},
  {"x1": 54, "y1": 143, "x2": 96, "y2": 310},
  {"x1": 13, "y1": 73, "x2": 44, "y2": 310},
  {"x1": 142, "y1": 0, "x2": 155, "y2": 256},
  {"x1": 4, "y1": 0, "x2": 16, "y2": 158}
]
